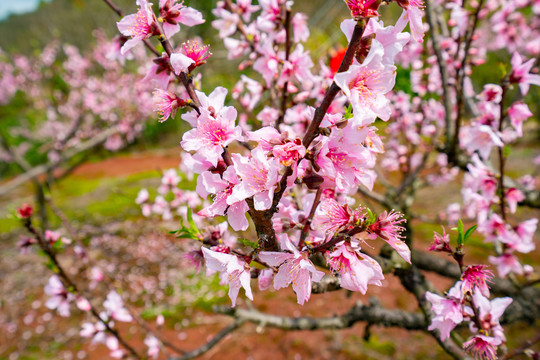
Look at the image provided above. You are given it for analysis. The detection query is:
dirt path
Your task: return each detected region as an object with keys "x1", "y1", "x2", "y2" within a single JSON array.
[{"x1": 71, "y1": 149, "x2": 181, "y2": 178}]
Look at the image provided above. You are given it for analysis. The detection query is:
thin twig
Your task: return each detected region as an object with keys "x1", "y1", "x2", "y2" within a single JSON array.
[{"x1": 169, "y1": 321, "x2": 244, "y2": 360}]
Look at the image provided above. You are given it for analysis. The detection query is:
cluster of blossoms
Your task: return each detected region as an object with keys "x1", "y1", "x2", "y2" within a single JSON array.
[
  {"x1": 0, "y1": 32, "x2": 155, "y2": 170},
  {"x1": 381, "y1": 0, "x2": 540, "y2": 281},
  {"x1": 427, "y1": 230, "x2": 515, "y2": 359},
  {"x1": 131, "y1": 0, "x2": 425, "y2": 312}
]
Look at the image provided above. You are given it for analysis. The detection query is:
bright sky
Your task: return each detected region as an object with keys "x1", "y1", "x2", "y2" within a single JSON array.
[{"x1": 0, "y1": 0, "x2": 51, "y2": 21}]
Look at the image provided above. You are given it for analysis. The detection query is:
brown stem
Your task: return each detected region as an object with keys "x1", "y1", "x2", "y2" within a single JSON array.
[
  {"x1": 503, "y1": 331, "x2": 540, "y2": 359},
  {"x1": 155, "y1": 29, "x2": 202, "y2": 109},
  {"x1": 302, "y1": 18, "x2": 367, "y2": 148},
  {"x1": 425, "y1": 0, "x2": 454, "y2": 155},
  {"x1": 223, "y1": 0, "x2": 257, "y2": 51},
  {"x1": 276, "y1": 8, "x2": 292, "y2": 127},
  {"x1": 452, "y1": 0, "x2": 485, "y2": 156},
  {"x1": 497, "y1": 82, "x2": 508, "y2": 222},
  {"x1": 298, "y1": 187, "x2": 322, "y2": 248}
]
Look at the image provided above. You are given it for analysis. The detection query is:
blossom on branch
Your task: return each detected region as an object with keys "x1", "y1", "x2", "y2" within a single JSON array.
[
  {"x1": 116, "y1": 0, "x2": 158, "y2": 54},
  {"x1": 201, "y1": 247, "x2": 253, "y2": 307},
  {"x1": 259, "y1": 235, "x2": 325, "y2": 305},
  {"x1": 158, "y1": 0, "x2": 205, "y2": 39},
  {"x1": 327, "y1": 242, "x2": 384, "y2": 293}
]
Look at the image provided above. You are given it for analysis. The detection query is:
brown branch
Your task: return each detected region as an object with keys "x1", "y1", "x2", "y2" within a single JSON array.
[
  {"x1": 168, "y1": 321, "x2": 244, "y2": 360},
  {"x1": 425, "y1": 0, "x2": 454, "y2": 154},
  {"x1": 452, "y1": 0, "x2": 485, "y2": 155},
  {"x1": 502, "y1": 331, "x2": 540, "y2": 359},
  {"x1": 299, "y1": 187, "x2": 322, "y2": 247},
  {"x1": 276, "y1": 8, "x2": 292, "y2": 127},
  {"x1": 214, "y1": 297, "x2": 427, "y2": 331},
  {"x1": 396, "y1": 265, "x2": 471, "y2": 360},
  {"x1": 0, "y1": 126, "x2": 119, "y2": 197},
  {"x1": 302, "y1": 18, "x2": 367, "y2": 149},
  {"x1": 497, "y1": 81, "x2": 509, "y2": 221}
]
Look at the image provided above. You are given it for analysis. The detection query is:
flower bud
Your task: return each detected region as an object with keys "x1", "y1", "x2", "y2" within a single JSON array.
[{"x1": 17, "y1": 204, "x2": 33, "y2": 219}]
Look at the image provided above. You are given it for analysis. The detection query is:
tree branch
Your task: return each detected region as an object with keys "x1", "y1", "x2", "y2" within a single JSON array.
[
  {"x1": 214, "y1": 297, "x2": 427, "y2": 331},
  {"x1": 0, "y1": 126, "x2": 119, "y2": 197},
  {"x1": 168, "y1": 321, "x2": 244, "y2": 360}
]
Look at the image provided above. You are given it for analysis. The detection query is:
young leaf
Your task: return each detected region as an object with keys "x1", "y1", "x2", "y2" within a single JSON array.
[
  {"x1": 237, "y1": 238, "x2": 259, "y2": 249},
  {"x1": 456, "y1": 219, "x2": 465, "y2": 246},
  {"x1": 463, "y1": 225, "x2": 478, "y2": 244}
]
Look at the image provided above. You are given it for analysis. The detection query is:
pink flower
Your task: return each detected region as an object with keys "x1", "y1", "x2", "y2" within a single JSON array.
[
  {"x1": 396, "y1": 0, "x2": 425, "y2": 43},
  {"x1": 143, "y1": 53, "x2": 171, "y2": 89},
  {"x1": 488, "y1": 253, "x2": 523, "y2": 278},
  {"x1": 103, "y1": 291, "x2": 133, "y2": 322},
  {"x1": 258, "y1": 235, "x2": 325, "y2": 305},
  {"x1": 292, "y1": 13, "x2": 309, "y2": 43},
  {"x1": 280, "y1": 44, "x2": 314, "y2": 86},
  {"x1": 144, "y1": 335, "x2": 160, "y2": 359},
  {"x1": 183, "y1": 249, "x2": 204, "y2": 273},
  {"x1": 312, "y1": 198, "x2": 353, "y2": 234},
  {"x1": 17, "y1": 204, "x2": 33, "y2": 219},
  {"x1": 80, "y1": 320, "x2": 108, "y2": 344},
  {"x1": 425, "y1": 282, "x2": 464, "y2": 340},
  {"x1": 258, "y1": 268, "x2": 274, "y2": 291},
  {"x1": 509, "y1": 218, "x2": 538, "y2": 254},
  {"x1": 152, "y1": 89, "x2": 182, "y2": 122},
  {"x1": 461, "y1": 265, "x2": 493, "y2": 297},
  {"x1": 471, "y1": 292, "x2": 513, "y2": 341},
  {"x1": 507, "y1": 102, "x2": 532, "y2": 137},
  {"x1": 17, "y1": 236, "x2": 36, "y2": 254},
  {"x1": 44, "y1": 275, "x2": 73, "y2": 317},
  {"x1": 212, "y1": 8, "x2": 240, "y2": 38},
  {"x1": 76, "y1": 296, "x2": 92, "y2": 312},
  {"x1": 181, "y1": 107, "x2": 243, "y2": 167},
  {"x1": 227, "y1": 147, "x2": 280, "y2": 211},
  {"x1": 505, "y1": 188, "x2": 524, "y2": 214},
  {"x1": 509, "y1": 52, "x2": 540, "y2": 95},
  {"x1": 158, "y1": 0, "x2": 205, "y2": 39},
  {"x1": 201, "y1": 247, "x2": 253, "y2": 307},
  {"x1": 334, "y1": 40, "x2": 396, "y2": 125},
  {"x1": 170, "y1": 40, "x2": 212, "y2": 74},
  {"x1": 463, "y1": 335, "x2": 501, "y2": 360},
  {"x1": 479, "y1": 84, "x2": 503, "y2": 103},
  {"x1": 116, "y1": 0, "x2": 157, "y2": 54},
  {"x1": 368, "y1": 210, "x2": 410, "y2": 263},
  {"x1": 460, "y1": 124, "x2": 503, "y2": 160},
  {"x1": 429, "y1": 228, "x2": 452, "y2": 253},
  {"x1": 136, "y1": 189, "x2": 149, "y2": 204},
  {"x1": 327, "y1": 242, "x2": 384, "y2": 293},
  {"x1": 315, "y1": 125, "x2": 376, "y2": 192},
  {"x1": 181, "y1": 87, "x2": 232, "y2": 126},
  {"x1": 197, "y1": 167, "x2": 250, "y2": 231},
  {"x1": 344, "y1": 0, "x2": 381, "y2": 19}
]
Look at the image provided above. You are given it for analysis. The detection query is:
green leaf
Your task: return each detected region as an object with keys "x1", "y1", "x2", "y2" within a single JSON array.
[
  {"x1": 463, "y1": 225, "x2": 478, "y2": 244},
  {"x1": 365, "y1": 208, "x2": 376, "y2": 224},
  {"x1": 186, "y1": 208, "x2": 200, "y2": 236},
  {"x1": 237, "y1": 238, "x2": 259, "y2": 249},
  {"x1": 344, "y1": 104, "x2": 353, "y2": 120},
  {"x1": 456, "y1": 219, "x2": 465, "y2": 246},
  {"x1": 170, "y1": 209, "x2": 201, "y2": 241}
]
